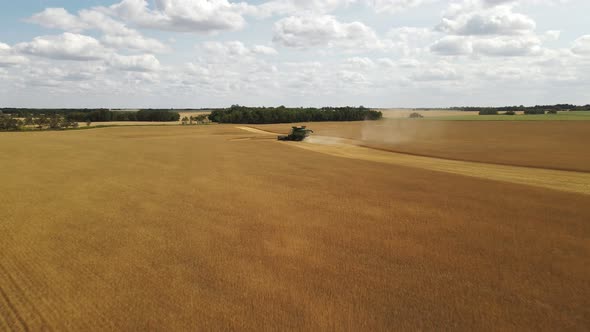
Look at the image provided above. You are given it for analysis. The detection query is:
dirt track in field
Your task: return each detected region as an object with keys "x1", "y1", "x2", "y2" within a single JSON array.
[
  {"x1": 1, "y1": 124, "x2": 589, "y2": 331},
  {"x1": 237, "y1": 127, "x2": 590, "y2": 195}
]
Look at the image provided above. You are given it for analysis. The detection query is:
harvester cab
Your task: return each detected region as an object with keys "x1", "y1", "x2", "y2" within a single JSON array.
[{"x1": 277, "y1": 126, "x2": 314, "y2": 141}]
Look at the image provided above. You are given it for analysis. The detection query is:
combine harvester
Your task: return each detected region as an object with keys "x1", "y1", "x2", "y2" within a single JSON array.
[{"x1": 277, "y1": 126, "x2": 313, "y2": 141}]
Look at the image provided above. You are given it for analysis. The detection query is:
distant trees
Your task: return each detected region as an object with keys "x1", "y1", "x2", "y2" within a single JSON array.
[
  {"x1": 0, "y1": 113, "x2": 78, "y2": 131},
  {"x1": 0, "y1": 108, "x2": 181, "y2": 123},
  {"x1": 0, "y1": 115, "x2": 22, "y2": 131},
  {"x1": 455, "y1": 104, "x2": 590, "y2": 113},
  {"x1": 208, "y1": 105, "x2": 382, "y2": 124},
  {"x1": 34, "y1": 115, "x2": 47, "y2": 128},
  {"x1": 479, "y1": 109, "x2": 499, "y2": 115},
  {"x1": 524, "y1": 109, "x2": 546, "y2": 115},
  {"x1": 409, "y1": 112, "x2": 424, "y2": 118},
  {"x1": 48, "y1": 115, "x2": 61, "y2": 129},
  {"x1": 504, "y1": 110, "x2": 516, "y2": 115},
  {"x1": 136, "y1": 110, "x2": 180, "y2": 121},
  {"x1": 192, "y1": 114, "x2": 208, "y2": 124},
  {"x1": 181, "y1": 114, "x2": 209, "y2": 125}
]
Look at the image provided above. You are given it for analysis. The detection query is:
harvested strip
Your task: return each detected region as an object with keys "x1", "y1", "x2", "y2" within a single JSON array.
[
  {"x1": 288, "y1": 136, "x2": 590, "y2": 195},
  {"x1": 235, "y1": 126, "x2": 590, "y2": 194},
  {"x1": 235, "y1": 126, "x2": 281, "y2": 135}
]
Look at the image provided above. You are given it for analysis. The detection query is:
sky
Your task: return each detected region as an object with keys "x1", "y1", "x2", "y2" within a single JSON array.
[{"x1": 0, "y1": 0, "x2": 589, "y2": 108}]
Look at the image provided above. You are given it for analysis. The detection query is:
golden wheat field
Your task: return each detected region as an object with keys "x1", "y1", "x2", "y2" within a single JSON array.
[
  {"x1": 254, "y1": 120, "x2": 590, "y2": 172},
  {"x1": 1, "y1": 122, "x2": 590, "y2": 331}
]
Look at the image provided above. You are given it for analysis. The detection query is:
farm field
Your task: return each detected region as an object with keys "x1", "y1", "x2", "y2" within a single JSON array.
[
  {"x1": 254, "y1": 120, "x2": 590, "y2": 172},
  {"x1": 426, "y1": 111, "x2": 590, "y2": 121},
  {"x1": 378, "y1": 109, "x2": 480, "y2": 118},
  {"x1": 1, "y1": 124, "x2": 589, "y2": 331},
  {"x1": 378, "y1": 110, "x2": 590, "y2": 120}
]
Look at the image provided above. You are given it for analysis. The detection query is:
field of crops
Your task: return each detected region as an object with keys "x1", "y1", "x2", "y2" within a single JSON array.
[
  {"x1": 427, "y1": 111, "x2": 590, "y2": 121},
  {"x1": 254, "y1": 120, "x2": 590, "y2": 172},
  {"x1": 1, "y1": 123, "x2": 589, "y2": 330}
]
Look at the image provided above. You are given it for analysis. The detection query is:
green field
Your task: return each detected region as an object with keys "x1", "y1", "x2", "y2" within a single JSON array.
[{"x1": 428, "y1": 111, "x2": 590, "y2": 121}]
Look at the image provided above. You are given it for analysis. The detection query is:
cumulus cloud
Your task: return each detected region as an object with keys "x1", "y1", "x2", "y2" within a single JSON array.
[
  {"x1": 437, "y1": 5, "x2": 536, "y2": 36},
  {"x1": 251, "y1": 45, "x2": 278, "y2": 55},
  {"x1": 201, "y1": 41, "x2": 277, "y2": 57},
  {"x1": 108, "y1": 54, "x2": 161, "y2": 72},
  {"x1": 5, "y1": 0, "x2": 589, "y2": 107},
  {"x1": 15, "y1": 33, "x2": 108, "y2": 61},
  {"x1": 28, "y1": 8, "x2": 169, "y2": 53},
  {"x1": 0, "y1": 43, "x2": 29, "y2": 67},
  {"x1": 367, "y1": 0, "x2": 431, "y2": 13},
  {"x1": 473, "y1": 36, "x2": 542, "y2": 56},
  {"x1": 431, "y1": 1, "x2": 547, "y2": 58},
  {"x1": 273, "y1": 15, "x2": 383, "y2": 49},
  {"x1": 252, "y1": 0, "x2": 430, "y2": 17},
  {"x1": 344, "y1": 57, "x2": 375, "y2": 69},
  {"x1": 253, "y1": 0, "x2": 353, "y2": 17},
  {"x1": 431, "y1": 35, "x2": 542, "y2": 57},
  {"x1": 430, "y1": 36, "x2": 472, "y2": 55},
  {"x1": 386, "y1": 27, "x2": 439, "y2": 55},
  {"x1": 376, "y1": 57, "x2": 396, "y2": 67},
  {"x1": 107, "y1": 0, "x2": 248, "y2": 32},
  {"x1": 411, "y1": 66, "x2": 462, "y2": 81},
  {"x1": 27, "y1": 8, "x2": 89, "y2": 31},
  {"x1": 572, "y1": 35, "x2": 590, "y2": 55}
]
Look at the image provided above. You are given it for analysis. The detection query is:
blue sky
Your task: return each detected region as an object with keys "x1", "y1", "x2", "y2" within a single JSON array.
[{"x1": 0, "y1": 0, "x2": 589, "y2": 108}]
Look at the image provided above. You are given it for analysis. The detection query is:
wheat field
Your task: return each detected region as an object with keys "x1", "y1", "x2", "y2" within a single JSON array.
[
  {"x1": 254, "y1": 120, "x2": 590, "y2": 172},
  {"x1": 1, "y1": 124, "x2": 589, "y2": 330}
]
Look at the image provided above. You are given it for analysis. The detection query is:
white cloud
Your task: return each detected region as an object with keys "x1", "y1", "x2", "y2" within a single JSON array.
[
  {"x1": 252, "y1": 45, "x2": 278, "y2": 55},
  {"x1": 386, "y1": 27, "x2": 439, "y2": 56},
  {"x1": 0, "y1": 43, "x2": 29, "y2": 67},
  {"x1": 251, "y1": 0, "x2": 431, "y2": 17},
  {"x1": 543, "y1": 30, "x2": 561, "y2": 42},
  {"x1": 572, "y1": 35, "x2": 590, "y2": 55},
  {"x1": 473, "y1": 36, "x2": 542, "y2": 56},
  {"x1": 344, "y1": 57, "x2": 375, "y2": 69},
  {"x1": 107, "y1": 0, "x2": 248, "y2": 32},
  {"x1": 27, "y1": 8, "x2": 88, "y2": 32},
  {"x1": 15, "y1": 33, "x2": 108, "y2": 61},
  {"x1": 108, "y1": 54, "x2": 161, "y2": 72},
  {"x1": 430, "y1": 36, "x2": 472, "y2": 55},
  {"x1": 201, "y1": 41, "x2": 277, "y2": 58},
  {"x1": 273, "y1": 15, "x2": 383, "y2": 50},
  {"x1": 411, "y1": 66, "x2": 462, "y2": 81},
  {"x1": 376, "y1": 57, "x2": 396, "y2": 67},
  {"x1": 253, "y1": 0, "x2": 353, "y2": 17},
  {"x1": 431, "y1": 35, "x2": 543, "y2": 57},
  {"x1": 438, "y1": 3, "x2": 536, "y2": 36},
  {"x1": 431, "y1": 1, "x2": 548, "y2": 57},
  {"x1": 367, "y1": 0, "x2": 431, "y2": 13},
  {"x1": 4, "y1": 0, "x2": 590, "y2": 107},
  {"x1": 27, "y1": 8, "x2": 169, "y2": 53}
]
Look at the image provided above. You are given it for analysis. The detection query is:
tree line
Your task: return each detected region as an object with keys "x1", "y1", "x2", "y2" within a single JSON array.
[
  {"x1": 208, "y1": 105, "x2": 382, "y2": 124},
  {"x1": 65, "y1": 109, "x2": 180, "y2": 122},
  {"x1": 0, "y1": 113, "x2": 80, "y2": 131},
  {"x1": 0, "y1": 108, "x2": 180, "y2": 122},
  {"x1": 456, "y1": 104, "x2": 590, "y2": 114}
]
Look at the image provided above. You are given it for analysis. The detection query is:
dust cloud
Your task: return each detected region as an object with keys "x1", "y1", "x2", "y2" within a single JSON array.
[
  {"x1": 360, "y1": 119, "x2": 447, "y2": 146},
  {"x1": 305, "y1": 136, "x2": 347, "y2": 145}
]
